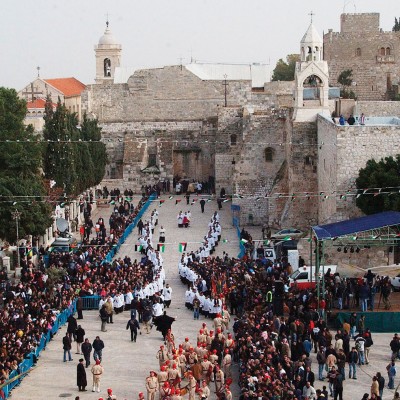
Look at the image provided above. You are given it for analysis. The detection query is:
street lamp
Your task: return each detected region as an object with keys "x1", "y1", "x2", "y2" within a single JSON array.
[{"x1": 11, "y1": 209, "x2": 21, "y2": 268}]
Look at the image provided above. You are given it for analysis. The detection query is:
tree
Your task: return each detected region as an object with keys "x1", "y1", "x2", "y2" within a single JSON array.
[
  {"x1": 356, "y1": 156, "x2": 400, "y2": 215},
  {"x1": 271, "y1": 54, "x2": 300, "y2": 81},
  {"x1": 337, "y1": 69, "x2": 356, "y2": 99},
  {"x1": 393, "y1": 17, "x2": 400, "y2": 31},
  {"x1": 0, "y1": 88, "x2": 53, "y2": 242},
  {"x1": 43, "y1": 99, "x2": 107, "y2": 197}
]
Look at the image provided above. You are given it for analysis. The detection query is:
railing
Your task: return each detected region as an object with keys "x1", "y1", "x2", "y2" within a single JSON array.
[
  {"x1": 2, "y1": 301, "x2": 76, "y2": 398},
  {"x1": 81, "y1": 295, "x2": 101, "y2": 310}
]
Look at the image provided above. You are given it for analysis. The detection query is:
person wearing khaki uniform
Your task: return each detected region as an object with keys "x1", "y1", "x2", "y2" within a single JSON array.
[
  {"x1": 157, "y1": 366, "x2": 168, "y2": 399},
  {"x1": 105, "y1": 297, "x2": 114, "y2": 324},
  {"x1": 156, "y1": 345, "x2": 168, "y2": 368},
  {"x1": 91, "y1": 359, "x2": 104, "y2": 392},
  {"x1": 221, "y1": 350, "x2": 232, "y2": 378},
  {"x1": 187, "y1": 372, "x2": 197, "y2": 400},
  {"x1": 168, "y1": 364, "x2": 180, "y2": 387},
  {"x1": 199, "y1": 380, "x2": 211, "y2": 399},
  {"x1": 214, "y1": 366, "x2": 224, "y2": 393},
  {"x1": 201, "y1": 357, "x2": 212, "y2": 382},
  {"x1": 145, "y1": 371, "x2": 159, "y2": 400}
]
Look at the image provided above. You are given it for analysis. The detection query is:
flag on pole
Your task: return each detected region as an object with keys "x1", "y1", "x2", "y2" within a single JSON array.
[
  {"x1": 158, "y1": 243, "x2": 165, "y2": 252},
  {"x1": 135, "y1": 244, "x2": 143, "y2": 252},
  {"x1": 240, "y1": 238, "x2": 248, "y2": 244},
  {"x1": 206, "y1": 199, "x2": 212, "y2": 202},
  {"x1": 283, "y1": 236, "x2": 292, "y2": 241},
  {"x1": 222, "y1": 239, "x2": 228, "y2": 243},
  {"x1": 223, "y1": 198, "x2": 230, "y2": 203},
  {"x1": 179, "y1": 242, "x2": 187, "y2": 252},
  {"x1": 175, "y1": 199, "x2": 181, "y2": 205},
  {"x1": 169, "y1": 195, "x2": 174, "y2": 199},
  {"x1": 159, "y1": 200, "x2": 165, "y2": 206}
]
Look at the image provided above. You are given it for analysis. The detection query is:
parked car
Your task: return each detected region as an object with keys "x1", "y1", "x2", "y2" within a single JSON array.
[{"x1": 270, "y1": 228, "x2": 304, "y2": 241}]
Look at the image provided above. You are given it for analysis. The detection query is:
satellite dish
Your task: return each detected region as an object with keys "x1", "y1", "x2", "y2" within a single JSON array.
[{"x1": 56, "y1": 218, "x2": 71, "y2": 238}]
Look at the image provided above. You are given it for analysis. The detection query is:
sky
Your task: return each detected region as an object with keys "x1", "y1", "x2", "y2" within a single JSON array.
[{"x1": 1, "y1": 0, "x2": 399, "y2": 90}]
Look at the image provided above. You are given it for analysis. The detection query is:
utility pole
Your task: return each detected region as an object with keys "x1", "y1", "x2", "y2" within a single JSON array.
[
  {"x1": 223, "y1": 74, "x2": 229, "y2": 107},
  {"x1": 12, "y1": 209, "x2": 21, "y2": 268}
]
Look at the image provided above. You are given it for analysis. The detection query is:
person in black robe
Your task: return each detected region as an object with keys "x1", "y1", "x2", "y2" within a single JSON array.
[
  {"x1": 153, "y1": 311, "x2": 176, "y2": 340},
  {"x1": 77, "y1": 359, "x2": 87, "y2": 391}
]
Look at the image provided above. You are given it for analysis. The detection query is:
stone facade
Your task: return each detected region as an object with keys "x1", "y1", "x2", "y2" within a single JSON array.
[
  {"x1": 324, "y1": 13, "x2": 400, "y2": 101},
  {"x1": 317, "y1": 114, "x2": 400, "y2": 223}
]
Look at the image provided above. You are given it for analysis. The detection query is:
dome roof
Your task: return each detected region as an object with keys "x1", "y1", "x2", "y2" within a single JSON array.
[
  {"x1": 301, "y1": 23, "x2": 322, "y2": 45},
  {"x1": 98, "y1": 25, "x2": 119, "y2": 46}
]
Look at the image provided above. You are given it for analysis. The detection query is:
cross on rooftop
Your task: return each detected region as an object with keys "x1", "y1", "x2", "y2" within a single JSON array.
[{"x1": 308, "y1": 11, "x2": 315, "y2": 23}]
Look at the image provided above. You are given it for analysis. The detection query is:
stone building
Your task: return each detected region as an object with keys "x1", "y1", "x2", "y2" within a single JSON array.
[
  {"x1": 83, "y1": 17, "x2": 400, "y2": 231},
  {"x1": 324, "y1": 13, "x2": 400, "y2": 101},
  {"x1": 19, "y1": 77, "x2": 86, "y2": 130}
]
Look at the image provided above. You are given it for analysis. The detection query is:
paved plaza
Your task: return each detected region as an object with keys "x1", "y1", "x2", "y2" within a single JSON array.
[{"x1": 8, "y1": 194, "x2": 400, "y2": 400}]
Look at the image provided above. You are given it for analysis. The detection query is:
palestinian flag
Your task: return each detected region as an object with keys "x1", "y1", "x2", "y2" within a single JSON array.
[
  {"x1": 159, "y1": 200, "x2": 165, "y2": 206},
  {"x1": 179, "y1": 242, "x2": 187, "y2": 252},
  {"x1": 222, "y1": 239, "x2": 228, "y2": 243},
  {"x1": 169, "y1": 196, "x2": 174, "y2": 199},
  {"x1": 135, "y1": 244, "x2": 143, "y2": 252},
  {"x1": 206, "y1": 199, "x2": 212, "y2": 203},
  {"x1": 157, "y1": 243, "x2": 165, "y2": 252},
  {"x1": 110, "y1": 200, "x2": 115, "y2": 205},
  {"x1": 240, "y1": 238, "x2": 248, "y2": 244},
  {"x1": 283, "y1": 236, "x2": 292, "y2": 241},
  {"x1": 175, "y1": 199, "x2": 181, "y2": 205}
]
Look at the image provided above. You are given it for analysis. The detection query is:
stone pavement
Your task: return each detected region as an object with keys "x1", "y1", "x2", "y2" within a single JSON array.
[{"x1": 10, "y1": 194, "x2": 240, "y2": 400}]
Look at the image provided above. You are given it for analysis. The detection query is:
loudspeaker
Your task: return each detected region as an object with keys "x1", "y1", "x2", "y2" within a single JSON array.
[{"x1": 274, "y1": 280, "x2": 284, "y2": 298}]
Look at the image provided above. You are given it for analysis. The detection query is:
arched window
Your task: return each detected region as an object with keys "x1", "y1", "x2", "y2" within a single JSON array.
[
  {"x1": 265, "y1": 147, "x2": 274, "y2": 162},
  {"x1": 356, "y1": 48, "x2": 361, "y2": 57},
  {"x1": 386, "y1": 47, "x2": 391, "y2": 56},
  {"x1": 230, "y1": 134, "x2": 237, "y2": 146},
  {"x1": 380, "y1": 47, "x2": 386, "y2": 56},
  {"x1": 104, "y1": 58, "x2": 111, "y2": 77}
]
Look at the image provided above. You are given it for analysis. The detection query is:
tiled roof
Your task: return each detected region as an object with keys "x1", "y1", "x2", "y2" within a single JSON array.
[
  {"x1": 26, "y1": 98, "x2": 57, "y2": 109},
  {"x1": 44, "y1": 77, "x2": 86, "y2": 97}
]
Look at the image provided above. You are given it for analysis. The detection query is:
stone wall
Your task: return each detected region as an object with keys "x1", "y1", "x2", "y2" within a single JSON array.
[
  {"x1": 82, "y1": 66, "x2": 254, "y2": 123},
  {"x1": 231, "y1": 110, "x2": 288, "y2": 226},
  {"x1": 285, "y1": 121, "x2": 319, "y2": 229},
  {"x1": 317, "y1": 114, "x2": 400, "y2": 222},
  {"x1": 357, "y1": 101, "x2": 400, "y2": 117},
  {"x1": 324, "y1": 14, "x2": 400, "y2": 101}
]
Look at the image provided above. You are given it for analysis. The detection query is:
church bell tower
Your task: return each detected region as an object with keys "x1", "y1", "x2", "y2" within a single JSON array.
[
  {"x1": 95, "y1": 21, "x2": 122, "y2": 84},
  {"x1": 293, "y1": 18, "x2": 330, "y2": 121}
]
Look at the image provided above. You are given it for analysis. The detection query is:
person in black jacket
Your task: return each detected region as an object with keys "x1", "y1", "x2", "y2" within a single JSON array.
[
  {"x1": 67, "y1": 314, "x2": 78, "y2": 342},
  {"x1": 75, "y1": 325, "x2": 85, "y2": 354},
  {"x1": 376, "y1": 371, "x2": 385, "y2": 399},
  {"x1": 63, "y1": 333, "x2": 73, "y2": 362},
  {"x1": 126, "y1": 315, "x2": 141, "y2": 342},
  {"x1": 77, "y1": 358, "x2": 87, "y2": 391},
  {"x1": 348, "y1": 347, "x2": 359, "y2": 379},
  {"x1": 81, "y1": 338, "x2": 92, "y2": 368}
]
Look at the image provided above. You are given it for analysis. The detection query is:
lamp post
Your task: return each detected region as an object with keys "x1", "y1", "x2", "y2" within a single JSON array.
[{"x1": 12, "y1": 209, "x2": 21, "y2": 268}]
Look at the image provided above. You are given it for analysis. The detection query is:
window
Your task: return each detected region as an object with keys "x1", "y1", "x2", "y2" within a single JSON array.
[
  {"x1": 380, "y1": 47, "x2": 386, "y2": 56},
  {"x1": 230, "y1": 134, "x2": 237, "y2": 146},
  {"x1": 104, "y1": 58, "x2": 111, "y2": 77},
  {"x1": 148, "y1": 154, "x2": 157, "y2": 166},
  {"x1": 356, "y1": 48, "x2": 361, "y2": 57},
  {"x1": 386, "y1": 47, "x2": 391, "y2": 56},
  {"x1": 265, "y1": 147, "x2": 274, "y2": 162}
]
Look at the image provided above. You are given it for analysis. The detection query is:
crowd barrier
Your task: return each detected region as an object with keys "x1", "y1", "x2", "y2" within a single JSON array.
[
  {"x1": 81, "y1": 295, "x2": 101, "y2": 310},
  {"x1": 335, "y1": 311, "x2": 400, "y2": 333},
  {"x1": 2, "y1": 302, "x2": 76, "y2": 398},
  {"x1": 101, "y1": 193, "x2": 157, "y2": 264},
  {"x1": 233, "y1": 216, "x2": 245, "y2": 258}
]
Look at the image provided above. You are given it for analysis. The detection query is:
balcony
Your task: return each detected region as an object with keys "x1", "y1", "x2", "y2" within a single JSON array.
[{"x1": 376, "y1": 55, "x2": 395, "y2": 63}]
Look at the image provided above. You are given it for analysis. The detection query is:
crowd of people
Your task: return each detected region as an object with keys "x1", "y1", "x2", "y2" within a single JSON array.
[{"x1": 0, "y1": 187, "x2": 167, "y2": 398}]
